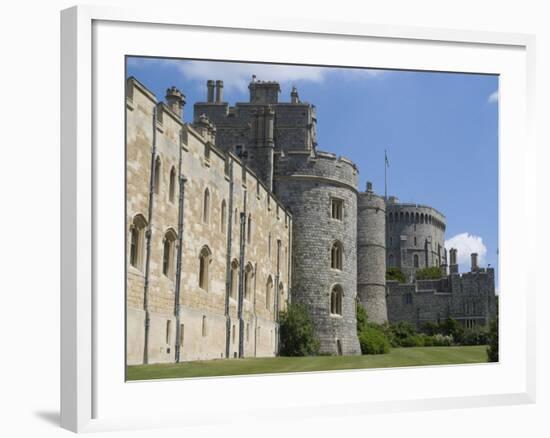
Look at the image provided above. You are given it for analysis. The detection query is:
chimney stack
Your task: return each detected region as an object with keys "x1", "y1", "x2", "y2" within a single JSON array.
[
  {"x1": 165, "y1": 86, "x2": 186, "y2": 119},
  {"x1": 471, "y1": 253, "x2": 479, "y2": 271},
  {"x1": 206, "y1": 80, "x2": 215, "y2": 102},
  {"x1": 449, "y1": 248, "x2": 458, "y2": 274},
  {"x1": 366, "y1": 181, "x2": 373, "y2": 193},
  {"x1": 215, "y1": 80, "x2": 224, "y2": 103}
]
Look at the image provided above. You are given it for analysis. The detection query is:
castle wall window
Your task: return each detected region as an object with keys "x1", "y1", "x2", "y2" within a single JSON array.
[
  {"x1": 202, "y1": 316, "x2": 207, "y2": 337},
  {"x1": 414, "y1": 254, "x2": 419, "y2": 268},
  {"x1": 279, "y1": 283, "x2": 285, "y2": 309},
  {"x1": 129, "y1": 214, "x2": 147, "y2": 270},
  {"x1": 198, "y1": 246, "x2": 212, "y2": 291},
  {"x1": 331, "y1": 241, "x2": 343, "y2": 270},
  {"x1": 244, "y1": 263, "x2": 254, "y2": 300},
  {"x1": 414, "y1": 236, "x2": 417, "y2": 246},
  {"x1": 330, "y1": 285, "x2": 343, "y2": 316},
  {"x1": 234, "y1": 208, "x2": 238, "y2": 226},
  {"x1": 230, "y1": 259, "x2": 239, "y2": 299},
  {"x1": 203, "y1": 189, "x2": 210, "y2": 223},
  {"x1": 266, "y1": 275, "x2": 273, "y2": 310},
  {"x1": 232, "y1": 324, "x2": 236, "y2": 344},
  {"x1": 153, "y1": 156, "x2": 161, "y2": 195},
  {"x1": 179, "y1": 324, "x2": 184, "y2": 347},
  {"x1": 162, "y1": 229, "x2": 177, "y2": 278},
  {"x1": 268, "y1": 233, "x2": 272, "y2": 258},
  {"x1": 169, "y1": 166, "x2": 176, "y2": 203},
  {"x1": 247, "y1": 215, "x2": 252, "y2": 243},
  {"x1": 221, "y1": 200, "x2": 227, "y2": 234},
  {"x1": 404, "y1": 293, "x2": 413, "y2": 305},
  {"x1": 331, "y1": 198, "x2": 344, "y2": 220},
  {"x1": 166, "y1": 320, "x2": 172, "y2": 345}
]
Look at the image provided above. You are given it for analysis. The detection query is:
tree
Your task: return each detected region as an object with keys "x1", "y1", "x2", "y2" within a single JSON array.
[
  {"x1": 487, "y1": 315, "x2": 499, "y2": 362},
  {"x1": 386, "y1": 267, "x2": 406, "y2": 283},
  {"x1": 279, "y1": 303, "x2": 320, "y2": 356},
  {"x1": 415, "y1": 266, "x2": 442, "y2": 280}
]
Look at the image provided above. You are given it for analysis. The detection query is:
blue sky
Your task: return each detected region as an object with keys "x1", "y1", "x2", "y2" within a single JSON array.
[{"x1": 127, "y1": 57, "x2": 499, "y2": 283}]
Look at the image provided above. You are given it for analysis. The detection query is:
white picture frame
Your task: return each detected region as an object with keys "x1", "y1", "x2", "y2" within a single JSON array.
[{"x1": 60, "y1": 5, "x2": 536, "y2": 433}]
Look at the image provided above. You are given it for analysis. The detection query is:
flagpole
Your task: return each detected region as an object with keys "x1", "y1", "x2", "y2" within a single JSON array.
[{"x1": 384, "y1": 149, "x2": 387, "y2": 201}]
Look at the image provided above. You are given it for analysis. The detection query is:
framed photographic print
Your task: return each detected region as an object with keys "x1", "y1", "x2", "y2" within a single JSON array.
[{"x1": 61, "y1": 5, "x2": 536, "y2": 433}]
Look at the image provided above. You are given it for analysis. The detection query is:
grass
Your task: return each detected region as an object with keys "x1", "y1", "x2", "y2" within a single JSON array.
[{"x1": 127, "y1": 345, "x2": 489, "y2": 380}]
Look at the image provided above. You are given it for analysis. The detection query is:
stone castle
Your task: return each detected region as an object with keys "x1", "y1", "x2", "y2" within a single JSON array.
[{"x1": 126, "y1": 76, "x2": 497, "y2": 365}]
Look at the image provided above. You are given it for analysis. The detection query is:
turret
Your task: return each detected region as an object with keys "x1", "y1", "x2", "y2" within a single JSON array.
[
  {"x1": 357, "y1": 182, "x2": 388, "y2": 324},
  {"x1": 290, "y1": 86, "x2": 299, "y2": 104},
  {"x1": 249, "y1": 79, "x2": 280, "y2": 104},
  {"x1": 165, "y1": 86, "x2": 186, "y2": 119}
]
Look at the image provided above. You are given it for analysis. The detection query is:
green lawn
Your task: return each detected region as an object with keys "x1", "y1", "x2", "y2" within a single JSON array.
[{"x1": 127, "y1": 345, "x2": 489, "y2": 380}]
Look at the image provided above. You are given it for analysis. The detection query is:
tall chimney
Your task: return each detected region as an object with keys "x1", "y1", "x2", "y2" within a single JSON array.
[
  {"x1": 449, "y1": 248, "x2": 458, "y2": 274},
  {"x1": 165, "y1": 86, "x2": 186, "y2": 119},
  {"x1": 207, "y1": 80, "x2": 215, "y2": 102},
  {"x1": 471, "y1": 253, "x2": 479, "y2": 271},
  {"x1": 215, "y1": 80, "x2": 224, "y2": 103},
  {"x1": 366, "y1": 181, "x2": 373, "y2": 193}
]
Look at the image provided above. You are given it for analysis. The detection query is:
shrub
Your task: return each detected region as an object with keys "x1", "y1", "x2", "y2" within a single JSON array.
[
  {"x1": 356, "y1": 301, "x2": 369, "y2": 333},
  {"x1": 415, "y1": 266, "x2": 443, "y2": 280},
  {"x1": 388, "y1": 321, "x2": 417, "y2": 347},
  {"x1": 386, "y1": 267, "x2": 406, "y2": 283},
  {"x1": 279, "y1": 303, "x2": 320, "y2": 356},
  {"x1": 358, "y1": 325, "x2": 391, "y2": 354},
  {"x1": 431, "y1": 334, "x2": 454, "y2": 346},
  {"x1": 462, "y1": 326, "x2": 489, "y2": 346},
  {"x1": 421, "y1": 321, "x2": 439, "y2": 336},
  {"x1": 438, "y1": 317, "x2": 464, "y2": 344},
  {"x1": 486, "y1": 316, "x2": 499, "y2": 362}
]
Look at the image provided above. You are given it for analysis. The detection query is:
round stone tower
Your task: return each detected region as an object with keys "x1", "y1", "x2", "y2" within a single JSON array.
[
  {"x1": 386, "y1": 197, "x2": 447, "y2": 281},
  {"x1": 274, "y1": 150, "x2": 361, "y2": 355},
  {"x1": 357, "y1": 182, "x2": 388, "y2": 324}
]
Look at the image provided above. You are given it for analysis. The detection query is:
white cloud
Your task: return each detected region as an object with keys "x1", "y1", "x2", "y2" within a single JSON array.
[
  {"x1": 488, "y1": 90, "x2": 499, "y2": 103},
  {"x1": 445, "y1": 232, "x2": 487, "y2": 271},
  {"x1": 127, "y1": 57, "x2": 386, "y2": 92}
]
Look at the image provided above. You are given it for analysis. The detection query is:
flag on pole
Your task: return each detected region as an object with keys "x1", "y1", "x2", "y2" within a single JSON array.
[{"x1": 385, "y1": 149, "x2": 390, "y2": 168}]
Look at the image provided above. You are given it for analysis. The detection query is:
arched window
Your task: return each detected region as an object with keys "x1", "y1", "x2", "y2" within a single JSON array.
[
  {"x1": 230, "y1": 259, "x2": 239, "y2": 299},
  {"x1": 389, "y1": 212, "x2": 393, "y2": 223},
  {"x1": 266, "y1": 276, "x2": 273, "y2": 310},
  {"x1": 129, "y1": 214, "x2": 147, "y2": 270},
  {"x1": 198, "y1": 246, "x2": 212, "y2": 291},
  {"x1": 331, "y1": 241, "x2": 343, "y2": 270},
  {"x1": 169, "y1": 166, "x2": 176, "y2": 202},
  {"x1": 244, "y1": 263, "x2": 254, "y2": 300},
  {"x1": 153, "y1": 156, "x2": 161, "y2": 195},
  {"x1": 415, "y1": 212, "x2": 419, "y2": 223},
  {"x1": 414, "y1": 236, "x2": 417, "y2": 246},
  {"x1": 414, "y1": 254, "x2": 419, "y2": 268},
  {"x1": 420, "y1": 213, "x2": 424, "y2": 224},
  {"x1": 220, "y1": 200, "x2": 227, "y2": 234},
  {"x1": 405, "y1": 212, "x2": 409, "y2": 223},
  {"x1": 162, "y1": 229, "x2": 177, "y2": 278},
  {"x1": 247, "y1": 214, "x2": 252, "y2": 243},
  {"x1": 203, "y1": 189, "x2": 210, "y2": 223},
  {"x1": 389, "y1": 254, "x2": 395, "y2": 267},
  {"x1": 330, "y1": 285, "x2": 343, "y2": 316}
]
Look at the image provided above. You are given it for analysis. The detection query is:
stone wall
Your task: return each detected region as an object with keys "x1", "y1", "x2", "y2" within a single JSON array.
[
  {"x1": 273, "y1": 151, "x2": 361, "y2": 355},
  {"x1": 357, "y1": 186, "x2": 387, "y2": 323},
  {"x1": 386, "y1": 268, "x2": 497, "y2": 329},
  {"x1": 126, "y1": 77, "x2": 291, "y2": 365},
  {"x1": 386, "y1": 198, "x2": 447, "y2": 281}
]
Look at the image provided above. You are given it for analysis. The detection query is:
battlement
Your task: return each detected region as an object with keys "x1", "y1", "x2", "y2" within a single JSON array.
[
  {"x1": 274, "y1": 149, "x2": 359, "y2": 191},
  {"x1": 386, "y1": 201, "x2": 446, "y2": 231}
]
